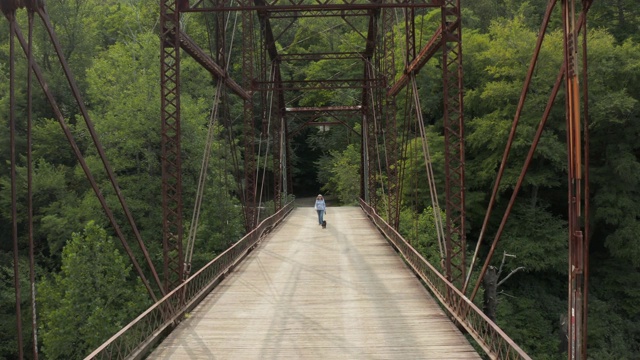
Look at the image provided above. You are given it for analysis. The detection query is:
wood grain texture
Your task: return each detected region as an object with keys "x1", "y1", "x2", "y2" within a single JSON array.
[{"x1": 149, "y1": 206, "x2": 481, "y2": 359}]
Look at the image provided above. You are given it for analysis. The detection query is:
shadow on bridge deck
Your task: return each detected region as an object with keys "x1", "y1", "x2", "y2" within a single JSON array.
[{"x1": 149, "y1": 206, "x2": 480, "y2": 359}]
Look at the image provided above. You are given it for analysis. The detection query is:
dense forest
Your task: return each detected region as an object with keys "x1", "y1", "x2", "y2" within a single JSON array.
[{"x1": 1, "y1": 0, "x2": 640, "y2": 359}]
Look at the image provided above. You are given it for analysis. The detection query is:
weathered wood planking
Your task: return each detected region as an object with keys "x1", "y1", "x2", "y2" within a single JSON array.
[{"x1": 149, "y1": 206, "x2": 481, "y2": 359}]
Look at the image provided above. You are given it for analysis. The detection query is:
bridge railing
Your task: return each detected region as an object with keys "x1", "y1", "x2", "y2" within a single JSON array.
[
  {"x1": 359, "y1": 199, "x2": 531, "y2": 360},
  {"x1": 85, "y1": 201, "x2": 295, "y2": 360}
]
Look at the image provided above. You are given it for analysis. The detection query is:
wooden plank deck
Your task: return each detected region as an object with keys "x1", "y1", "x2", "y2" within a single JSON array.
[{"x1": 149, "y1": 206, "x2": 480, "y2": 359}]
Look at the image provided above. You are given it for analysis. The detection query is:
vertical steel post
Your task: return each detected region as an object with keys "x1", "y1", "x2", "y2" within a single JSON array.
[
  {"x1": 382, "y1": 3, "x2": 399, "y2": 228},
  {"x1": 365, "y1": 59, "x2": 379, "y2": 209},
  {"x1": 242, "y1": 1, "x2": 257, "y2": 231},
  {"x1": 441, "y1": 0, "x2": 466, "y2": 287},
  {"x1": 160, "y1": 0, "x2": 184, "y2": 293},
  {"x1": 25, "y1": 3, "x2": 39, "y2": 358},
  {"x1": 580, "y1": 1, "x2": 592, "y2": 357},
  {"x1": 273, "y1": 63, "x2": 283, "y2": 211},
  {"x1": 6, "y1": 6, "x2": 24, "y2": 359},
  {"x1": 405, "y1": 7, "x2": 416, "y2": 66},
  {"x1": 562, "y1": 0, "x2": 586, "y2": 358},
  {"x1": 361, "y1": 62, "x2": 369, "y2": 201}
]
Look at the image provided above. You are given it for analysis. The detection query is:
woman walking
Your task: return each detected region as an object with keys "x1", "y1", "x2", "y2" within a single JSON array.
[{"x1": 314, "y1": 194, "x2": 326, "y2": 225}]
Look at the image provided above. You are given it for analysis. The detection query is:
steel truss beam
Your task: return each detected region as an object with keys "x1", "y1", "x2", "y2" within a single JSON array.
[
  {"x1": 441, "y1": 0, "x2": 465, "y2": 286},
  {"x1": 564, "y1": 1, "x2": 590, "y2": 358},
  {"x1": 388, "y1": 27, "x2": 442, "y2": 97},
  {"x1": 186, "y1": 0, "x2": 441, "y2": 13},
  {"x1": 256, "y1": 0, "x2": 287, "y2": 214},
  {"x1": 362, "y1": 7, "x2": 380, "y2": 205},
  {"x1": 176, "y1": 29, "x2": 250, "y2": 100},
  {"x1": 255, "y1": 78, "x2": 386, "y2": 91},
  {"x1": 279, "y1": 52, "x2": 365, "y2": 61},
  {"x1": 266, "y1": 9, "x2": 371, "y2": 18},
  {"x1": 241, "y1": 0, "x2": 258, "y2": 230},
  {"x1": 382, "y1": 3, "x2": 400, "y2": 229},
  {"x1": 286, "y1": 106, "x2": 362, "y2": 112},
  {"x1": 160, "y1": 0, "x2": 184, "y2": 293}
]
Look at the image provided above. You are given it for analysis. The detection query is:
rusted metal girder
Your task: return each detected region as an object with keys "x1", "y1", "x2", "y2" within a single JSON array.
[
  {"x1": 388, "y1": 27, "x2": 442, "y2": 97},
  {"x1": 405, "y1": 7, "x2": 417, "y2": 65},
  {"x1": 242, "y1": 0, "x2": 258, "y2": 231},
  {"x1": 37, "y1": 5, "x2": 167, "y2": 298},
  {"x1": 25, "y1": 5, "x2": 39, "y2": 359},
  {"x1": 464, "y1": 3, "x2": 593, "y2": 357},
  {"x1": 160, "y1": 0, "x2": 184, "y2": 293},
  {"x1": 273, "y1": 109, "x2": 284, "y2": 211},
  {"x1": 186, "y1": 0, "x2": 442, "y2": 12},
  {"x1": 267, "y1": 9, "x2": 371, "y2": 18},
  {"x1": 563, "y1": 1, "x2": 589, "y2": 358},
  {"x1": 441, "y1": 0, "x2": 465, "y2": 287},
  {"x1": 363, "y1": 60, "x2": 378, "y2": 206},
  {"x1": 464, "y1": 0, "x2": 558, "y2": 296},
  {"x1": 255, "y1": 0, "x2": 287, "y2": 212},
  {"x1": 362, "y1": 7, "x2": 379, "y2": 204},
  {"x1": 6, "y1": 4, "x2": 164, "y2": 303},
  {"x1": 176, "y1": 29, "x2": 250, "y2": 100},
  {"x1": 286, "y1": 105, "x2": 362, "y2": 112},
  {"x1": 5, "y1": 6, "x2": 24, "y2": 359},
  {"x1": 254, "y1": 78, "x2": 386, "y2": 91},
  {"x1": 382, "y1": 2, "x2": 400, "y2": 229},
  {"x1": 10, "y1": 20, "x2": 162, "y2": 304},
  {"x1": 280, "y1": 52, "x2": 365, "y2": 61},
  {"x1": 288, "y1": 117, "x2": 362, "y2": 138}
]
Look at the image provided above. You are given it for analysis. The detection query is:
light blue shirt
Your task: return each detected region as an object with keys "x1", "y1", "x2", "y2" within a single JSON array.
[{"x1": 314, "y1": 199, "x2": 326, "y2": 211}]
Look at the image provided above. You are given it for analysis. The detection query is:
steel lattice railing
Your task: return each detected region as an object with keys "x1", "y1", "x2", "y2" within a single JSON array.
[
  {"x1": 85, "y1": 201, "x2": 294, "y2": 360},
  {"x1": 359, "y1": 199, "x2": 531, "y2": 360}
]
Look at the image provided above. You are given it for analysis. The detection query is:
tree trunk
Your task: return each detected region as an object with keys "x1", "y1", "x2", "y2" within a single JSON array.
[{"x1": 482, "y1": 266, "x2": 498, "y2": 323}]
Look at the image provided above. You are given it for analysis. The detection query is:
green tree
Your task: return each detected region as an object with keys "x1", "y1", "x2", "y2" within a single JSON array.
[
  {"x1": 38, "y1": 221, "x2": 149, "y2": 360},
  {"x1": 320, "y1": 142, "x2": 361, "y2": 205}
]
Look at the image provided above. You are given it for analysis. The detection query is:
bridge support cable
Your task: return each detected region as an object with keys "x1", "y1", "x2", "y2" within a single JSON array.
[
  {"x1": 441, "y1": 0, "x2": 466, "y2": 287},
  {"x1": 364, "y1": 58, "x2": 387, "y2": 212},
  {"x1": 161, "y1": 0, "x2": 185, "y2": 293},
  {"x1": 410, "y1": 75, "x2": 446, "y2": 261},
  {"x1": 35, "y1": 5, "x2": 168, "y2": 298},
  {"x1": 3, "y1": 7, "x2": 163, "y2": 303},
  {"x1": 217, "y1": 5, "x2": 251, "y2": 231},
  {"x1": 256, "y1": 64, "x2": 276, "y2": 223},
  {"x1": 463, "y1": 0, "x2": 558, "y2": 295},
  {"x1": 464, "y1": 6, "x2": 593, "y2": 356},
  {"x1": 25, "y1": 5, "x2": 39, "y2": 358},
  {"x1": 254, "y1": 1, "x2": 288, "y2": 220},
  {"x1": 184, "y1": 80, "x2": 224, "y2": 277},
  {"x1": 5, "y1": 6, "x2": 24, "y2": 358},
  {"x1": 362, "y1": 8, "x2": 380, "y2": 206}
]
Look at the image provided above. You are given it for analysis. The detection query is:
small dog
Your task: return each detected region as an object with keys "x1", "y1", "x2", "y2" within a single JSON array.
[{"x1": 322, "y1": 220, "x2": 327, "y2": 229}]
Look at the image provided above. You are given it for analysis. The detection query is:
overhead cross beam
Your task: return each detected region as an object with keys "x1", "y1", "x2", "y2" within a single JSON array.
[
  {"x1": 185, "y1": 0, "x2": 442, "y2": 12},
  {"x1": 176, "y1": 30, "x2": 250, "y2": 100},
  {"x1": 387, "y1": 27, "x2": 442, "y2": 97}
]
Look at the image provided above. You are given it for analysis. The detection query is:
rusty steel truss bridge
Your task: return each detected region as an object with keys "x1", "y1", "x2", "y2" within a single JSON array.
[{"x1": 3, "y1": 0, "x2": 594, "y2": 359}]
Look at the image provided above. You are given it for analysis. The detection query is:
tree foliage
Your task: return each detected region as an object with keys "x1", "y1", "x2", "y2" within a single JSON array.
[{"x1": 38, "y1": 222, "x2": 149, "y2": 359}]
